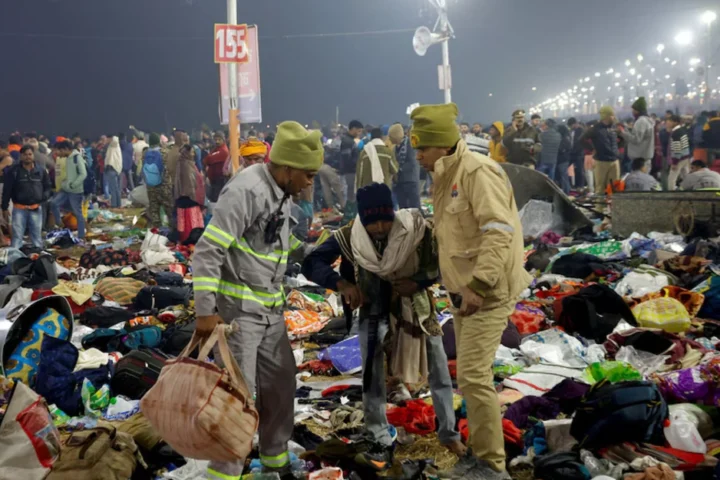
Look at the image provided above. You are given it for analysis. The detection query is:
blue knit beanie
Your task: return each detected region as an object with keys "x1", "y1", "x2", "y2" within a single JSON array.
[{"x1": 357, "y1": 183, "x2": 395, "y2": 226}]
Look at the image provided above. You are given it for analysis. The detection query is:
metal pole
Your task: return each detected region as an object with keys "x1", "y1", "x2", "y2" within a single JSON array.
[
  {"x1": 227, "y1": 0, "x2": 241, "y2": 172},
  {"x1": 707, "y1": 23, "x2": 712, "y2": 99},
  {"x1": 441, "y1": 39, "x2": 451, "y2": 104}
]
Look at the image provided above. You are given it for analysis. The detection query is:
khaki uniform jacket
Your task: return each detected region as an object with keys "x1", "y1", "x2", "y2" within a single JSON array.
[{"x1": 432, "y1": 140, "x2": 532, "y2": 309}]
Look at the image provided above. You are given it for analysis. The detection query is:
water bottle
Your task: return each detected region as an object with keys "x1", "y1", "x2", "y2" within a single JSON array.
[
  {"x1": 663, "y1": 411, "x2": 707, "y2": 454},
  {"x1": 579, "y1": 449, "x2": 607, "y2": 478}
]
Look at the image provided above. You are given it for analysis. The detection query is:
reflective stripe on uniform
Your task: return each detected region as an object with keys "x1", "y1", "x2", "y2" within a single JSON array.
[
  {"x1": 289, "y1": 235, "x2": 303, "y2": 252},
  {"x1": 260, "y1": 451, "x2": 290, "y2": 469},
  {"x1": 194, "y1": 277, "x2": 283, "y2": 308},
  {"x1": 203, "y1": 225, "x2": 234, "y2": 249},
  {"x1": 235, "y1": 237, "x2": 287, "y2": 263},
  {"x1": 480, "y1": 222, "x2": 514, "y2": 234},
  {"x1": 205, "y1": 467, "x2": 241, "y2": 480},
  {"x1": 204, "y1": 225, "x2": 288, "y2": 266}
]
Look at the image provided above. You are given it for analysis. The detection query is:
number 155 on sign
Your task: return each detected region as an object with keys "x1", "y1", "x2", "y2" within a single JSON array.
[{"x1": 214, "y1": 24, "x2": 249, "y2": 64}]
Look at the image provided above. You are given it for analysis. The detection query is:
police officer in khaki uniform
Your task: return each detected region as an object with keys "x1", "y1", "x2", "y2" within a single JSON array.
[{"x1": 410, "y1": 103, "x2": 532, "y2": 480}]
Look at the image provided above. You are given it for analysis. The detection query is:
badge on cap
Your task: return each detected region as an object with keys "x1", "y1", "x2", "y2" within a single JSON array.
[{"x1": 410, "y1": 133, "x2": 419, "y2": 148}]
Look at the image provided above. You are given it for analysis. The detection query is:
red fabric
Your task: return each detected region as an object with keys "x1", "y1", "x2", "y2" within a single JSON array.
[
  {"x1": 321, "y1": 385, "x2": 354, "y2": 398},
  {"x1": 203, "y1": 144, "x2": 229, "y2": 181},
  {"x1": 386, "y1": 399, "x2": 437, "y2": 436},
  {"x1": 447, "y1": 360, "x2": 457, "y2": 379},
  {"x1": 503, "y1": 418, "x2": 524, "y2": 447},
  {"x1": 510, "y1": 302, "x2": 546, "y2": 335},
  {"x1": 534, "y1": 283, "x2": 583, "y2": 300},
  {"x1": 177, "y1": 206, "x2": 204, "y2": 243},
  {"x1": 298, "y1": 360, "x2": 335, "y2": 376},
  {"x1": 459, "y1": 418, "x2": 524, "y2": 447},
  {"x1": 32, "y1": 289, "x2": 95, "y2": 316},
  {"x1": 458, "y1": 419, "x2": 468, "y2": 442}
]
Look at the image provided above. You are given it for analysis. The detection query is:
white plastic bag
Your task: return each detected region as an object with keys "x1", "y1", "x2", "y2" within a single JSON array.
[
  {"x1": 614, "y1": 272, "x2": 668, "y2": 298},
  {"x1": 615, "y1": 346, "x2": 669, "y2": 376},
  {"x1": 519, "y1": 200, "x2": 558, "y2": 238},
  {"x1": 161, "y1": 459, "x2": 210, "y2": 479},
  {"x1": 663, "y1": 410, "x2": 707, "y2": 454},
  {"x1": 141, "y1": 230, "x2": 176, "y2": 265}
]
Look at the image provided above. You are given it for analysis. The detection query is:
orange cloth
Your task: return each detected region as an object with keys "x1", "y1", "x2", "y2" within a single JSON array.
[
  {"x1": 625, "y1": 464, "x2": 675, "y2": 480},
  {"x1": 14, "y1": 204, "x2": 40, "y2": 210},
  {"x1": 240, "y1": 137, "x2": 268, "y2": 158}
]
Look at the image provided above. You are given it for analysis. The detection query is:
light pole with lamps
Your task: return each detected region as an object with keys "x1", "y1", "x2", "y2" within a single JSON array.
[
  {"x1": 674, "y1": 31, "x2": 693, "y2": 108},
  {"x1": 701, "y1": 10, "x2": 717, "y2": 94},
  {"x1": 412, "y1": 0, "x2": 454, "y2": 104}
]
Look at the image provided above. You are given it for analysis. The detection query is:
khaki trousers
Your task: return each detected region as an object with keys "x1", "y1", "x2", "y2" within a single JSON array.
[
  {"x1": 668, "y1": 159, "x2": 690, "y2": 191},
  {"x1": 593, "y1": 160, "x2": 620, "y2": 194},
  {"x1": 454, "y1": 301, "x2": 515, "y2": 473}
]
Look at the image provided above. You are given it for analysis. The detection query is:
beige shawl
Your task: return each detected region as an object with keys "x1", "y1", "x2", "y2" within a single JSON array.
[{"x1": 350, "y1": 209, "x2": 431, "y2": 384}]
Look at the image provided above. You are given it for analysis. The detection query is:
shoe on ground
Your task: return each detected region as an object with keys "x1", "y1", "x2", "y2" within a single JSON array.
[
  {"x1": 354, "y1": 441, "x2": 393, "y2": 472},
  {"x1": 464, "y1": 459, "x2": 511, "y2": 480}
]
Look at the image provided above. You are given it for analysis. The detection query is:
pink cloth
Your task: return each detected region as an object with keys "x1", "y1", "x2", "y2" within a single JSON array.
[{"x1": 177, "y1": 206, "x2": 204, "y2": 243}]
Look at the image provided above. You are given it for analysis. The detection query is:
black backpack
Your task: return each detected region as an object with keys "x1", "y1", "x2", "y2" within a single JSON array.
[
  {"x1": 534, "y1": 452, "x2": 590, "y2": 480},
  {"x1": 133, "y1": 286, "x2": 191, "y2": 311},
  {"x1": 153, "y1": 271, "x2": 184, "y2": 287},
  {"x1": 159, "y1": 320, "x2": 196, "y2": 357},
  {"x1": 558, "y1": 284, "x2": 636, "y2": 343},
  {"x1": 81, "y1": 306, "x2": 136, "y2": 329},
  {"x1": 110, "y1": 348, "x2": 169, "y2": 400},
  {"x1": 12, "y1": 254, "x2": 58, "y2": 288},
  {"x1": 570, "y1": 380, "x2": 668, "y2": 448}
]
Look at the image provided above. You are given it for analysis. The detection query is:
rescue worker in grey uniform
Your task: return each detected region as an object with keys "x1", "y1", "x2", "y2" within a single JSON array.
[{"x1": 193, "y1": 121, "x2": 323, "y2": 480}]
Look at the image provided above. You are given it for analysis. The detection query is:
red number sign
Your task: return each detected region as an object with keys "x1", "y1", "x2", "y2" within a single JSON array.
[{"x1": 214, "y1": 24, "x2": 249, "y2": 64}]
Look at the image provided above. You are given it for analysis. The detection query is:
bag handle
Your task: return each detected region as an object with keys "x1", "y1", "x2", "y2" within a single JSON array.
[
  {"x1": 177, "y1": 330, "x2": 209, "y2": 359},
  {"x1": 215, "y1": 325, "x2": 253, "y2": 400},
  {"x1": 178, "y1": 324, "x2": 253, "y2": 401},
  {"x1": 196, "y1": 325, "x2": 224, "y2": 360}
]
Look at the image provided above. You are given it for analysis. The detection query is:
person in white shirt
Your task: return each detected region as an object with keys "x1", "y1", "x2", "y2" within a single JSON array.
[
  {"x1": 132, "y1": 131, "x2": 148, "y2": 183},
  {"x1": 680, "y1": 160, "x2": 720, "y2": 190}
]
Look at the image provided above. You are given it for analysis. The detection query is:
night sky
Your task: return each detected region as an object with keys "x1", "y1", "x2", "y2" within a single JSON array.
[{"x1": 2, "y1": 0, "x2": 718, "y2": 137}]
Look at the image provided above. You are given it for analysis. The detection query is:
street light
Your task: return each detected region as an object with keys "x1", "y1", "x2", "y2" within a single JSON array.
[
  {"x1": 412, "y1": 0, "x2": 454, "y2": 104},
  {"x1": 690, "y1": 58, "x2": 701, "y2": 66},
  {"x1": 700, "y1": 10, "x2": 716, "y2": 94},
  {"x1": 701, "y1": 10, "x2": 717, "y2": 26},
  {"x1": 625, "y1": 59, "x2": 631, "y2": 67},
  {"x1": 675, "y1": 31, "x2": 693, "y2": 46},
  {"x1": 656, "y1": 43, "x2": 665, "y2": 54},
  {"x1": 637, "y1": 54, "x2": 644, "y2": 62}
]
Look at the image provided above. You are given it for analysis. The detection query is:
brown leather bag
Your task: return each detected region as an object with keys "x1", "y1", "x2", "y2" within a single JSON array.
[{"x1": 140, "y1": 324, "x2": 259, "y2": 462}]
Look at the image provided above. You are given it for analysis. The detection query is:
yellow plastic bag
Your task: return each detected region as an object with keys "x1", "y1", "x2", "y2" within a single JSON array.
[{"x1": 632, "y1": 297, "x2": 691, "y2": 333}]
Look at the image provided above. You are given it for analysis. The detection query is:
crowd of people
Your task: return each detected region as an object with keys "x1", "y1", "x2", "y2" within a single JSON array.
[
  {"x1": 2, "y1": 100, "x2": 716, "y2": 253},
  {"x1": 0, "y1": 98, "x2": 719, "y2": 480},
  {"x1": 0, "y1": 126, "x2": 278, "y2": 248},
  {"x1": 455, "y1": 100, "x2": 720, "y2": 196}
]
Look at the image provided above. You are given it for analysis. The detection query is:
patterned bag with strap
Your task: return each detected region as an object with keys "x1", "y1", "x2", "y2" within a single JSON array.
[{"x1": 140, "y1": 324, "x2": 259, "y2": 462}]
